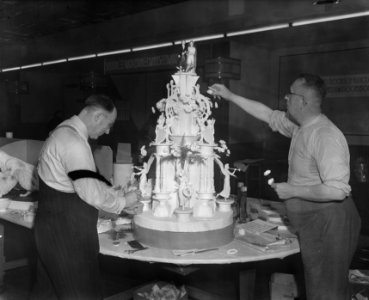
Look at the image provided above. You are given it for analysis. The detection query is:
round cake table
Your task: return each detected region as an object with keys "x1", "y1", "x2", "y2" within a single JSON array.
[
  {"x1": 99, "y1": 223, "x2": 300, "y2": 300},
  {"x1": 99, "y1": 226, "x2": 299, "y2": 265}
]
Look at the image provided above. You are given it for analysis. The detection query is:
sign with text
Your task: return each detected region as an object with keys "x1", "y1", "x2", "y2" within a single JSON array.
[
  {"x1": 278, "y1": 47, "x2": 369, "y2": 136},
  {"x1": 104, "y1": 53, "x2": 178, "y2": 74},
  {"x1": 322, "y1": 74, "x2": 369, "y2": 98}
]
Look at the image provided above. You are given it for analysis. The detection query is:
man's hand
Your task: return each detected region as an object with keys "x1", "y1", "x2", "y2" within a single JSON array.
[
  {"x1": 123, "y1": 190, "x2": 143, "y2": 215},
  {"x1": 207, "y1": 84, "x2": 233, "y2": 101},
  {"x1": 124, "y1": 190, "x2": 140, "y2": 206},
  {"x1": 271, "y1": 182, "x2": 295, "y2": 200},
  {"x1": 123, "y1": 202, "x2": 143, "y2": 215}
]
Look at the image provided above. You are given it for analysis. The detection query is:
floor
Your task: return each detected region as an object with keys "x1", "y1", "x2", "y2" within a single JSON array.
[
  {"x1": 0, "y1": 254, "x2": 302, "y2": 300},
  {"x1": 0, "y1": 261, "x2": 142, "y2": 300},
  {"x1": 0, "y1": 266, "x2": 31, "y2": 300},
  {"x1": 2, "y1": 241, "x2": 369, "y2": 300}
]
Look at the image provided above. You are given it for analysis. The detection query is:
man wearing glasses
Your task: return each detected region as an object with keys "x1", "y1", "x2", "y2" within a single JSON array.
[{"x1": 208, "y1": 74, "x2": 360, "y2": 300}]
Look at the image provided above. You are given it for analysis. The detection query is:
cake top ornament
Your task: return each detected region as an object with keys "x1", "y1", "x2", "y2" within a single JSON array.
[
  {"x1": 185, "y1": 40, "x2": 196, "y2": 74},
  {"x1": 177, "y1": 40, "x2": 187, "y2": 72},
  {"x1": 176, "y1": 40, "x2": 197, "y2": 74}
]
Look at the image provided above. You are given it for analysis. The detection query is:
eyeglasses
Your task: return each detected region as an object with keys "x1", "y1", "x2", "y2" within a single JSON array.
[{"x1": 285, "y1": 92, "x2": 305, "y2": 102}]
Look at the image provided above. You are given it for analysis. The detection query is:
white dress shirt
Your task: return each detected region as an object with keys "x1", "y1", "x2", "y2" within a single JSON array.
[
  {"x1": 38, "y1": 115, "x2": 125, "y2": 214},
  {"x1": 269, "y1": 111, "x2": 351, "y2": 212}
]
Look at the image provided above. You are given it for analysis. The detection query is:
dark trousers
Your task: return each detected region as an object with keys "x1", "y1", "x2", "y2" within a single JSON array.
[
  {"x1": 30, "y1": 179, "x2": 102, "y2": 300},
  {"x1": 288, "y1": 197, "x2": 361, "y2": 300}
]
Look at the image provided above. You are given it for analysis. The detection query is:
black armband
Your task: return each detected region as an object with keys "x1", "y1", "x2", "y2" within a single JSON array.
[{"x1": 68, "y1": 170, "x2": 112, "y2": 187}]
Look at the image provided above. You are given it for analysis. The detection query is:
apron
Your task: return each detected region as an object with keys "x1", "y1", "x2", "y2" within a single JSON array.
[{"x1": 33, "y1": 179, "x2": 102, "y2": 300}]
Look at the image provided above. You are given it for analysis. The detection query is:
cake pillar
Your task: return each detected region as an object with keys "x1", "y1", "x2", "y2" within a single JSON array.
[
  {"x1": 154, "y1": 154, "x2": 160, "y2": 194},
  {"x1": 153, "y1": 144, "x2": 178, "y2": 216},
  {"x1": 153, "y1": 145, "x2": 171, "y2": 193},
  {"x1": 199, "y1": 144, "x2": 215, "y2": 195},
  {"x1": 193, "y1": 144, "x2": 216, "y2": 217}
]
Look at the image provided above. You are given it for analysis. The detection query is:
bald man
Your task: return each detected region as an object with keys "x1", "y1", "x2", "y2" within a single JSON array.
[
  {"x1": 32, "y1": 94, "x2": 141, "y2": 300},
  {"x1": 209, "y1": 74, "x2": 360, "y2": 300}
]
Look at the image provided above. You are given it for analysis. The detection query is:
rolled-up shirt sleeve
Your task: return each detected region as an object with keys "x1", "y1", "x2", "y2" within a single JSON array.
[
  {"x1": 313, "y1": 127, "x2": 351, "y2": 195},
  {"x1": 61, "y1": 136, "x2": 126, "y2": 214},
  {"x1": 268, "y1": 110, "x2": 297, "y2": 138},
  {"x1": 74, "y1": 179, "x2": 126, "y2": 214}
]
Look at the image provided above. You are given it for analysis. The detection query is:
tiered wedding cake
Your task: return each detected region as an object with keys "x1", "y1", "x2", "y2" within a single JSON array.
[{"x1": 133, "y1": 41, "x2": 236, "y2": 249}]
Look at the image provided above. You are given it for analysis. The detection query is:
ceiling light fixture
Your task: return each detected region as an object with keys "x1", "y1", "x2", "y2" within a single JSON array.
[
  {"x1": 67, "y1": 54, "x2": 97, "y2": 61},
  {"x1": 313, "y1": 0, "x2": 340, "y2": 5},
  {"x1": 21, "y1": 63, "x2": 42, "y2": 69},
  {"x1": 226, "y1": 24, "x2": 290, "y2": 37},
  {"x1": 174, "y1": 34, "x2": 225, "y2": 45},
  {"x1": 292, "y1": 10, "x2": 369, "y2": 26},
  {"x1": 42, "y1": 59, "x2": 67, "y2": 66},
  {"x1": 132, "y1": 42, "x2": 173, "y2": 52},
  {"x1": 2, "y1": 66, "x2": 21, "y2": 72},
  {"x1": 97, "y1": 49, "x2": 131, "y2": 57}
]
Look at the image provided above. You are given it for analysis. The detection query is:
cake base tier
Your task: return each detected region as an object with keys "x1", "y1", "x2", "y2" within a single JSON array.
[
  {"x1": 134, "y1": 211, "x2": 233, "y2": 231},
  {"x1": 133, "y1": 211, "x2": 234, "y2": 249},
  {"x1": 133, "y1": 223, "x2": 234, "y2": 250}
]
